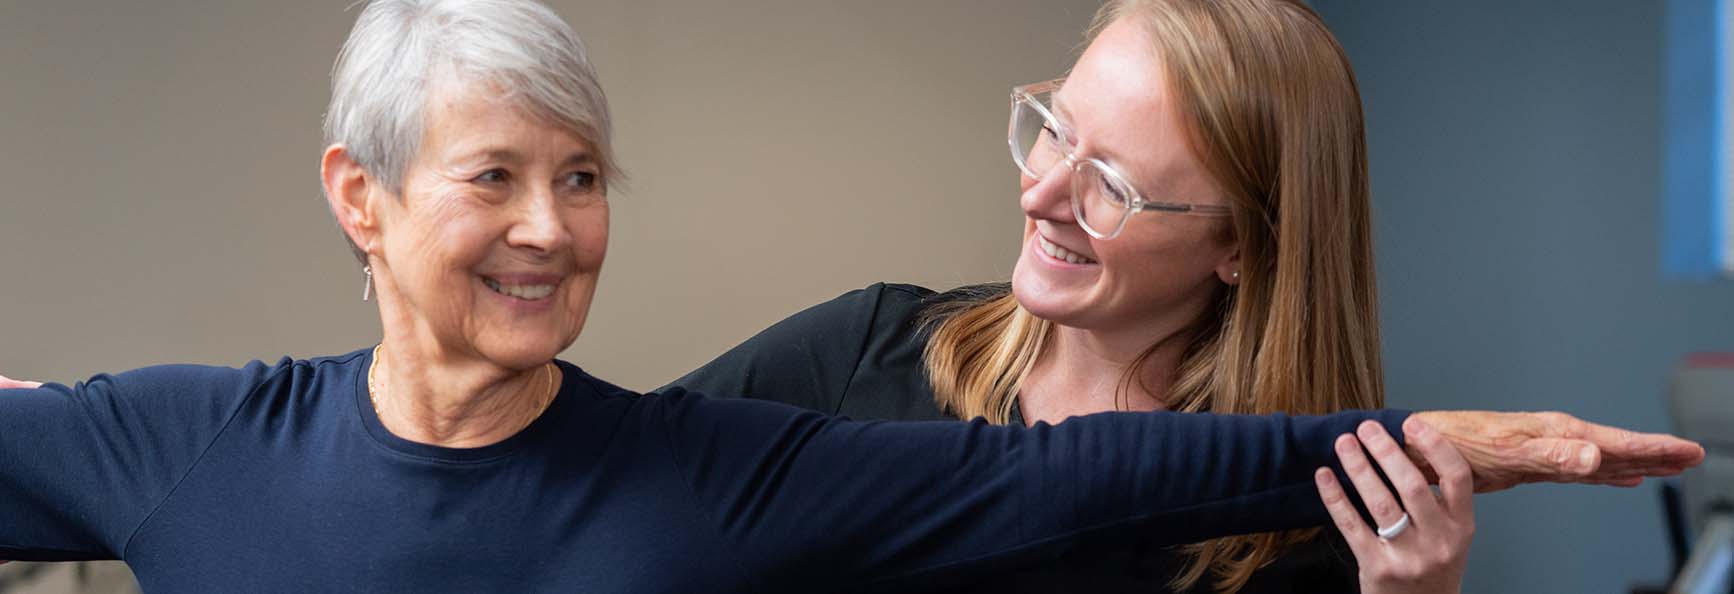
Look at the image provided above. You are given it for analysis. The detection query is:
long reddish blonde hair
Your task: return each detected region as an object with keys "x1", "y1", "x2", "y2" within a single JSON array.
[{"x1": 922, "y1": 1, "x2": 1380, "y2": 591}]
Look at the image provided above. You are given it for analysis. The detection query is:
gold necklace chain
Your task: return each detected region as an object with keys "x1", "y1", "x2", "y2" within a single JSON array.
[{"x1": 367, "y1": 345, "x2": 558, "y2": 431}]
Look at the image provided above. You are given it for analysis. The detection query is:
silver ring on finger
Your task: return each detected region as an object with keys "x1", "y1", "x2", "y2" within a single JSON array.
[{"x1": 1376, "y1": 512, "x2": 1411, "y2": 541}]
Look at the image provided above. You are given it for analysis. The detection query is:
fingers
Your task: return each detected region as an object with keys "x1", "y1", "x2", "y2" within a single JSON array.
[
  {"x1": 1315, "y1": 467, "x2": 1376, "y2": 554},
  {"x1": 1335, "y1": 432, "x2": 1407, "y2": 531},
  {"x1": 1358, "y1": 421, "x2": 1447, "y2": 524},
  {"x1": 1598, "y1": 432, "x2": 1706, "y2": 471},
  {"x1": 1330, "y1": 428, "x2": 1476, "y2": 594},
  {"x1": 1403, "y1": 416, "x2": 1474, "y2": 516},
  {"x1": 1536, "y1": 413, "x2": 1705, "y2": 472},
  {"x1": 0, "y1": 374, "x2": 42, "y2": 390}
]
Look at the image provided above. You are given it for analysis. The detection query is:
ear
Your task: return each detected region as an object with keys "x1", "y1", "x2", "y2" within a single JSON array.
[
  {"x1": 321, "y1": 144, "x2": 383, "y2": 261},
  {"x1": 1214, "y1": 244, "x2": 1242, "y2": 286}
]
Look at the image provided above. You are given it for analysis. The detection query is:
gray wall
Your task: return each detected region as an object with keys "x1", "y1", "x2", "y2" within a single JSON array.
[{"x1": 1313, "y1": 0, "x2": 1734, "y2": 591}]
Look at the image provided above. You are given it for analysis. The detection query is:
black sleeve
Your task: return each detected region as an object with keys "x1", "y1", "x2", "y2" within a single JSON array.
[
  {"x1": 659, "y1": 284, "x2": 898, "y2": 414},
  {"x1": 646, "y1": 388, "x2": 1410, "y2": 592}
]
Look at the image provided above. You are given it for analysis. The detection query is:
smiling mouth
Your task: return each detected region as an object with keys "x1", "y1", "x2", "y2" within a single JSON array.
[
  {"x1": 1038, "y1": 235, "x2": 1097, "y2": 265},
  {"x1": 481, "y1": 276, "x2": 557, "y2": 300}
]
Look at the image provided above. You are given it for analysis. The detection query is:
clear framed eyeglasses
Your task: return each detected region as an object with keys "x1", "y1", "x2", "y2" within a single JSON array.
[{"x1": 1008, "y1": 78, "x2": 1231, "y2": 240}]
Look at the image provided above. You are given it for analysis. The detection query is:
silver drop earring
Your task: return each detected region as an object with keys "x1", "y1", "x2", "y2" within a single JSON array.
[{"x1": 361, "y1": 266, "x2": 374, "y2": 302}]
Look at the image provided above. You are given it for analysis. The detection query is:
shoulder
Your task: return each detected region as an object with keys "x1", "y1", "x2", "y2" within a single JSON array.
[
  {"x1": 875, "y1": 282, "x2": 938, "y2": 306},
  {"x1": 709, "y1": 282, "x2": 924, "y2": 358},
  {"x1": 657, "y1": 283, "x2": 949, "y2": 415},
  {"x1": 881, "y1": 281, "x2": 1010, "y2": 329},
  {"x1": 797, "y1": 282, "x2": 934, "y2": 328},
  {"x1": 7, "y1": 350, "x2": 369, "y2": 465},
  {"x1": 845, "y1": 282, "x2": 937, "y2": 336},
  {"x1": 80, "y1": 355, "x2": 303, "y2": 406},
  {"x1": 82, "y1": 349, "x2": 367, "y2": 416}
]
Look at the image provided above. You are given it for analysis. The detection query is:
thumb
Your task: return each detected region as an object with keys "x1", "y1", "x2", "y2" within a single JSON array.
[{"x1": 1523, "y1": 438, "x2": 1601, "y2": 478}]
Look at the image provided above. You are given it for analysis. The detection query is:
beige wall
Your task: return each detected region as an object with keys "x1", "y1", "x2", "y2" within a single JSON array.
[{"x1": 0, "y1": 0, "x2": 1099, "y2": 388}]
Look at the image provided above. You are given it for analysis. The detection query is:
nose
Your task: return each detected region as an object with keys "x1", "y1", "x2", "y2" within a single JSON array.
[
  {"x1": 506, "y1": 189, "x2": 572, "y2": 255},
  {"x1": 1019, "y1": 161, "x2": 1076, "y2": 224}
]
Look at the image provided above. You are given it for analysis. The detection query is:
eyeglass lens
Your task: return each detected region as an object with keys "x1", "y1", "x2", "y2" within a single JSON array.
[{"x1": 1013, "y1": 94, "x2": 1136, "y2": 238}]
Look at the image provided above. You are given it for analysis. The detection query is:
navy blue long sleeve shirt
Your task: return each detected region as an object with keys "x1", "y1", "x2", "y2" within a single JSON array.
[{"x1": 0, "y1": 348, "x2": 1405, "y2": 593}]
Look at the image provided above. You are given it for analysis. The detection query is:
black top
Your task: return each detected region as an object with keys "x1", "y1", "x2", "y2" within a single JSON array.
[
  {"x1": 664, "y1": 283, "x2": 1361, "y2": 594},
  {"x1": 1, "y1": 346, "x2": 1401, "y2": 593}
]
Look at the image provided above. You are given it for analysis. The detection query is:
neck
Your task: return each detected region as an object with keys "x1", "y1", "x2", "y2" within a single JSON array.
[
  {"x1": 1017, "y1": 316, "x2": 1193, "y2": 427},
  {"x1": 369, "y1": 290, "x2": 557, "y2": 449}
]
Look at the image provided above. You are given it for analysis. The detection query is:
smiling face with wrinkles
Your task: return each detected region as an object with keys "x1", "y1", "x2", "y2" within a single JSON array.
[{"x1": 364, "y1": 80, "x2": 609, "y2": 372}]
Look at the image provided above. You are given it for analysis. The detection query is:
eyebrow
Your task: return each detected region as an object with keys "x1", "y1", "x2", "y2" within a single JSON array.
[
  {"x1": 455, "y1": 148, "x2": 597, "y2": 169},
  {"x1": 1049, "y1": 93, "x2": 1122, "y2": 163},
  {"x1": 1051, "y1": 93, "x2": 1074, "y2": 126},
  {"x1": 1050, "y1": 92, "x2": 1158, "y2": 193}
]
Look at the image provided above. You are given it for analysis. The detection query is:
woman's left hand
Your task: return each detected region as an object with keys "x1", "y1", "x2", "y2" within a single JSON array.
[{"x1": 1315, "y1": 416, "x2": 1475, "y2": 594}]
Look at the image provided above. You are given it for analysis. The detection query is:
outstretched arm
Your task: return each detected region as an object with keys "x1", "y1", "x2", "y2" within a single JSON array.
[{"x1": 7, "y1": 372, "x2": 1703, "y2": 493}]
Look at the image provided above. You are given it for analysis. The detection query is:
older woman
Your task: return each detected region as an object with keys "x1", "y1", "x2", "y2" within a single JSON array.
[{"x1": 0, "y1": 0, "x2": 1703, "y2": 593}]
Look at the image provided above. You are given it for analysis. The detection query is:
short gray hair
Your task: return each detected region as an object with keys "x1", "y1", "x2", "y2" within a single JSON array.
[{"x1": 323, "y1": 0, "x2": 619, "y2": 258}]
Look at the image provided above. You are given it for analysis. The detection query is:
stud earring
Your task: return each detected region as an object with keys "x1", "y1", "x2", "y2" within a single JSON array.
[
  {"x1": 361, "y1": 266, "x2": 373, "y2": 302},
  {"x1": 1231, "y1": 271, "x2": 1240, "y2": 280}
]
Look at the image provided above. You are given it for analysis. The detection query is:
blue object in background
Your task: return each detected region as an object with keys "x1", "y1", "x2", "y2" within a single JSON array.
[{"x1": 1663, "y1": 0, "x2": 1732, "y2": 280}]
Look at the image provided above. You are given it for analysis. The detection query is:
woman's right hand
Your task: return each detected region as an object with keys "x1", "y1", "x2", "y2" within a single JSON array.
[{"x1": 1316, "y1": 417, "x2": 1474, "y2": 594}]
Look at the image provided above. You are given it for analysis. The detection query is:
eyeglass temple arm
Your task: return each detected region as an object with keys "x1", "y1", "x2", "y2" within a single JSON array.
[{"x1": 1138, "y1": 202, "x2": 1233, "y2": 216}]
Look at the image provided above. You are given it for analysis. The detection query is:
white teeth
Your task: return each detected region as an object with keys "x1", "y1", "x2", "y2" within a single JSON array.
[
  {"x1": 1039, "y1": 236, "x2": 1095, "y2": 265},
  {"x1": 483, "y1": 278, "x2": 556, "y2": 300}
]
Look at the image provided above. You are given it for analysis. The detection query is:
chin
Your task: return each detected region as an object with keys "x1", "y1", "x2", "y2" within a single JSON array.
[
  {"x1": 476, "y1": 334, "x2": 566, "y2": 370},
  {"x1": 1010, "y1": 261, "x2": 1086, "y2": 325}
]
